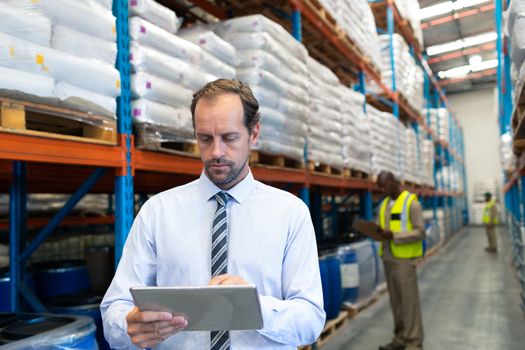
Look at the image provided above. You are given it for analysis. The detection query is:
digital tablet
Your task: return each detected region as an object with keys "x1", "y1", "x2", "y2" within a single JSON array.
[{"x1": 130, "y1": 285, "x2": 264, "y2": 331}]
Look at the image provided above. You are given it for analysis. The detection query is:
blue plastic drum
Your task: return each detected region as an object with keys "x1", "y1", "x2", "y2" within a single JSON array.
[
  {"x1": 32, "y1": 260, "x2": 90, "y2": 300},
  {"x1": 324, "y1": 253, "x2": 343, "y2": 319},
  {"x1": 0, "y1": 269, "x2": 35, "y2": 312},
  {"x1": 48, "y1": 292, "x2": 110, "y2": 350},
  {"x1": 336, "y1": 245, "x2": 359, "y2": 303}
]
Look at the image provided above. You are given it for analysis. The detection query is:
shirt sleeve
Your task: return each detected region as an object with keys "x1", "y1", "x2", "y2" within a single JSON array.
[
  {"x1": 393, "y1": 200, "x2": 425, "y2": 244},
  {"x1": 256, "y1": 200, "x2": 326, "y2": 346},
  {"x1": 100, "y1": 201, "x2": 158, "y2": 349}
]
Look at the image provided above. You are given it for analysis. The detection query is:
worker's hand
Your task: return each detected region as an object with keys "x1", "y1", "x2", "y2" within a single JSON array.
[
  {"x1": 381, "y1": 230, "x2": 394, "y2": 240},
  {"x1": 209, "y1": 274, "x2": 249, "y2": 286},
  {"x1": 126, "y1": 307, "x2": 187, "y2": 348}
]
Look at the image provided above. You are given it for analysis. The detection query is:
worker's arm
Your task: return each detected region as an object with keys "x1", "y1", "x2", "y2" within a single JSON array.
[
  {"x1": 490, "y1": 203, "x2": 497, "y2": 223},
  {"x1": 392, "y1": 200, "x2": 425, "y2": 244}
]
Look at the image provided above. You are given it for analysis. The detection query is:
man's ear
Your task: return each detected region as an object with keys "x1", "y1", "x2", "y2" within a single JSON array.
[{"x1": 250, "y1": 121, "x2": 260, "y2": 145}]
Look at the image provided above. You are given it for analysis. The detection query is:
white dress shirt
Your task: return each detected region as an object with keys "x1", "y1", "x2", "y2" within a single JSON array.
[{"x1": 101, "y1": 170, "x2": 325, "y2": 349}]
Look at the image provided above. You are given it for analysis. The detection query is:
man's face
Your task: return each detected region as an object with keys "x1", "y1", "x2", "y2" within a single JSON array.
[
  {"x1": 194, "y1": 93, "x2": 259, "y2": 190},
  {"x1": 378, "y1": 176, "x2": 397, "y2": 197}
]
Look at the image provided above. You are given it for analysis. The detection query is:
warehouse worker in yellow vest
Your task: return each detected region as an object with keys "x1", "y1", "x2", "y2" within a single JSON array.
[
  {"x1": 376, "y1": 171, "x2": 425, "y2": 350},
  {"x1": 483, "y1": 192, "x2": 498, "y2": 253}
]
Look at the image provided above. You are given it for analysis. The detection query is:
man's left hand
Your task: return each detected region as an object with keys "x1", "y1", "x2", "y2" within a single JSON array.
[{"x1": 209, "y1": 274, "x2": 249, "y2": 286}]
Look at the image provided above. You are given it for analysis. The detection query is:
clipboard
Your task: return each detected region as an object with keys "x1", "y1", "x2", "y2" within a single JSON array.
[
  {"x1": 353, "y1": 220, "x2": 388, "y2": 241},
  {"x1": 130, "y1": 285, "x2": 264, "y2": 331}
]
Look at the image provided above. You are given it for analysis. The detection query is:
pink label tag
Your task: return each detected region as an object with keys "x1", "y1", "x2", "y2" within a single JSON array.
[
  {"x1": 146, "y1": 82, "x2": 152, "y2": 89},
  {"x1": 129, "y1": 53, "x2": 133, "y2": 61},
  {"x1": 199, "y1": 39, "x2": 206, "y2": 45},
  {"x1": 140, "y1": 26, "x2": 146, "y2": 34},
  {"x1": 133, "y1": 109, "x2": 141, "y2": 116},
  {"x1": 131, "y1": 0, "x2": 138, "y2": 6}
]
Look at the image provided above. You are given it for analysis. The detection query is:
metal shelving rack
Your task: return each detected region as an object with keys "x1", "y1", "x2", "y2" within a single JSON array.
[
  {"x1": 499, "y1": 0, "x2": 525, "y2": 313},
  {"x1": 367, "y1": 0, "x2": 468, "y2": 230},
  {"x1": 2, "y1": 0, "x2": 468, "y2": 313}
]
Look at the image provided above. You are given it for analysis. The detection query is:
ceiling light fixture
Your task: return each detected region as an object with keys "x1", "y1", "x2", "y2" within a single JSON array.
[
  {"x1": 469, "y1": 55, "x2": 482, "y2": 65},
  {"x1": 427, "y1": 31, "x2": 497, "y2": 56},
  {"x1": 419, "y1": 0, "x2": 491, "y2": 20},
  {"x1": 437, "y1": 58, "x2": 498, "y2": 79}
]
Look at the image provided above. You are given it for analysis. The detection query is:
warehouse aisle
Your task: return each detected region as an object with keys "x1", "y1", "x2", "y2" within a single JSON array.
[{"x1": 323, "y1": 226, "x2": 525, "y2": 350}]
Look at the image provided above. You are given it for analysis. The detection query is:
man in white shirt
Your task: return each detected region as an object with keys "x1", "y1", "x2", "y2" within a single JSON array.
[{"x1": 101, "y1": 79, "x2": 325, "y2": 349}]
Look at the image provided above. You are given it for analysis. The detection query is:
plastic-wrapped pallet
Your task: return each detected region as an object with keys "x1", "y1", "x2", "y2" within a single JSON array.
[
  {"x1": 214, "y1": 14, "x2": 308, "y2": 64},
  {"x1": 178, "y1": 27, "x2": 239, "y2": 67},
  {"x1": 307, "y1": 57, "x2": 343, "y2": 169},
  {"x1": 0, "y1": 2, "x2": 51, "y2": 46},
  {"x1": 129, "y1": 17, "x2": 236, "y2": 79},
  {"x1": 7, "y1": 0, "x2": 116, "y2": 42},
  {"x1": 394, "y1": 0, "x2": 424, "y2": 47},
  {"x1": 368, "y1": 105, "x2": 403, "y2": 179},
  {"x1": 403, "y1": 126, "x2": 420, "y2": 184},
  {"x1": 420, "y1": 137, "x2": 435, "y2": 187},
  {"x1": 369, "y1": 34, "x2": 424, "y2": 113},
  {"x1": 318, "y1": 0, "x2": 382, "y2": 71},
  {"x1": 0, "y1": 66, "x2": 54, "y2": 98},
  {"x1": 129, "y1": 0, "x2": 181, "y2": 33},
  {"x1": 425, "y1": 108, "x2": 450, "y2": 144},
  {"x1": 340, "y1": 85, "x2": 371, "y2": 174},
  {"x1": 0, "y1": 34, "x2": 118, "y2": 95},
  {"x1": 127, "y1": 1, "x2": 239, "y2": 149},
  {"x1": 0, "y1": 2, "x2": 119, "y2": 119},
  {"x1": 508, "y1": 0, "x2": 525, "y2": 96},
  {"x1": 501, "y1": 131, "x2": 516, "y2": 174},
  {"x1": 436, "y1": 166, "x2": 463, "y2": 193},
  {"x1": 423, "y1": 210, "x2": 442, "y2": 251},
  {"x1": 216, "y1": 15, "x2": 309, "y2": 164}
]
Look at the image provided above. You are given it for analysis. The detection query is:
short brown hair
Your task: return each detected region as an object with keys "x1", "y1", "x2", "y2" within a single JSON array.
[{"x1": 190, "y1": 79, "x2": 260, "y2": 134}]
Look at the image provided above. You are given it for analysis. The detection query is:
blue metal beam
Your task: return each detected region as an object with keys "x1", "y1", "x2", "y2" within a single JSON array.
[
  {"x1": 114, "y1": 0, "x2": 135, "y2": 267},
  {"x1": 9, "y1": 161, "x2": 26, "y2": 311},
  {"x1": 386, "y1": 4, "x2": 399, "y2": 118},
  {"x1": 20, "y1": 168, "x2": 106, "y2": 262},
  {"x1": 359, "y1": 191, "x2": 373, "y2": 221},
  {"x1": 292, "y1": 9, "x2": 302, "y2": 42}
]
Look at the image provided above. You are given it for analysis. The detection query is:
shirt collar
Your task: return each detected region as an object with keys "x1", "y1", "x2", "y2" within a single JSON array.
[{"x1": 198, "y1": 169, "x2": 256, "y2": 204}]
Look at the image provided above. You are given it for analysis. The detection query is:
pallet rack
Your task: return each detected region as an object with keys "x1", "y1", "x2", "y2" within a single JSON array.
[
  {"x1": 498, "y1": 0, "x2": 525, "y2": 314},
  {"x1": 2, "y1": 0, "x2": 468, "y2": 326}
]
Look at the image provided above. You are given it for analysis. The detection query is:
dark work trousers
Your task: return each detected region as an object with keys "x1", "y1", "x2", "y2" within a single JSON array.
[{"x1": 383, "y1": 260, "x2": 424, "y2": 350}]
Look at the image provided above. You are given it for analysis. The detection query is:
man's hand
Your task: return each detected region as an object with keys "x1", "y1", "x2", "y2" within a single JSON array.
[
  {"x1": 209, "y1": 274, "x2": 249, "y2": 286},
  {"x1": 381, "y1": 230, "x2": 394, "y2": 240},
  {"x1": 126, "y1": 307, "x2": 187, "y2": 348}
]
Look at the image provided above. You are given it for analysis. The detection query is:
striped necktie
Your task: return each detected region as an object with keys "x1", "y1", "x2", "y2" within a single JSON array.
[{"x1": 211, "y1": 191, "x2": 230, "y2": 350}]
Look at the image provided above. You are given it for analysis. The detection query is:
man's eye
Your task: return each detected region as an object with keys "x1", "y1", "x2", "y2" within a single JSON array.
[
  {"x1": 224, "y1": 135, "x2": 238, "y2": 142},
  {"x1": 199, "y1": 136, "x2": 212, "y2": 142}
]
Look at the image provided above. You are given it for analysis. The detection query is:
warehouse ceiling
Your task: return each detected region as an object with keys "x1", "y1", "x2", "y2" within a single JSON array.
[{"x1": 418, "y1": 0, "x2": 497, "y2": 94}]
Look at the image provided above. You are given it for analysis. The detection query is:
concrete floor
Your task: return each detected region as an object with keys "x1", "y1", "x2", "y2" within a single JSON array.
[{"x1": 322, "y1": 226, "x2": 525, "y2": 350}]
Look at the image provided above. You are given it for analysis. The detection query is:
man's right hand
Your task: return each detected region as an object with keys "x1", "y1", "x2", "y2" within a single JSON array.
[
  {"x1": 381, "y1": 230, "x2": 394, "y2": 240},
  {"x1": 126, "y1": 307, "x2": 188, "y2": 348}
]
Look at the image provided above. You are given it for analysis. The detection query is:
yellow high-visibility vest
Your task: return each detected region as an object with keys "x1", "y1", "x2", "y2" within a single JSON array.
[
  {"x1": 379, "y1": 191, "x2": 423, "y2": 259},
  {"x1": 483, "y1": 200, "x2": 498, "y2": 225}
]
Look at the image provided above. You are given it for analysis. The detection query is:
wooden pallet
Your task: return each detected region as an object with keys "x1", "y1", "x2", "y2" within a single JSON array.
[
  {"x1": 224, "y1": 0, "x2": 380, "y2": 85},
  {"x1": 250, "y1": 150, "x2": 304, "y2": 169},
  {"x1": 316, "y1": 311, "x2": 350, "y2": 347},
  {"x1": 135, "y1": 124, "x2": 200, "y2": 157},
  {"x1": 344, "y1": 168, "x2": 370, "y2": 180},
  {"x1": 0, "y1": 98, "x2": 117, "y2": 145},
  {"x1": 369, "y1": 1, "x2": 421, "y2": 54},
  {"x1": 308, "y1": 160, "x2": 343, "y2": 177},
  {"x1": 346, "y1": 292, "x2": 382, "y2": 318}
]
